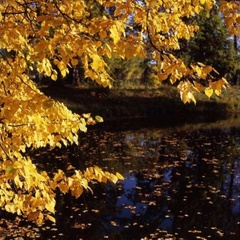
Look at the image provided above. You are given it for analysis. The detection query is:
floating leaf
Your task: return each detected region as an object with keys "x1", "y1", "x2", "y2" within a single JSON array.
[{"x1": 95, "y1": 115, "x2": 104, "y2": 123}]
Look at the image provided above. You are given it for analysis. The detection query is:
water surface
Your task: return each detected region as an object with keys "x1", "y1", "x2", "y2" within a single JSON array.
[{"x1": 2, "y1": 119, "x2": 240, "y2": 240}]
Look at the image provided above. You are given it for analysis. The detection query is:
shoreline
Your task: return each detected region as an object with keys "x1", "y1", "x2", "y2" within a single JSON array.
[{"x1": 40, "y1": 84, "x2": 240, "y2": 123}]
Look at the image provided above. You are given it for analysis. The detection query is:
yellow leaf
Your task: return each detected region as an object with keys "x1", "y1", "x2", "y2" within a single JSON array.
[
  {"x1": 116, "y1": 172, "x2": 124, "y2": 180},
  {"x1": 14, "y1": 175, "x2": 23, "y2": 189},
  {"x1": 5, "y1": 204, "x2": 15, "y2": 213},
  {"x1": 67, "y1": 165, "x2": 75, "y2": 171},
  {"x1": 71, "y1": 58, "x2": 79, "y2": 66},
  {"x1": 205, "y1": 87, "x2": 213, "y2": 98},
  {"x1": 49, "y1": 180, "x2": 57, "y2": 189},
  {"x1": 80, "y1": 117, "x2": 86, "y2": 125},
  {"x1": 79, "y1": 122, "x2": 87, "y2": 132},
  {"x1": 51, "y1": 74, "x2": 58, "y2": 81},
  {"x1": 195, "y1": 66, "x2": 202, "y2": 78},
  {"x1": 203, "y1": 65, "x2": 212, "y2": 73},
  {"x1": 45, "y1": 199, "x2": 56, "y2": 213},
  {"x1": 180, "y1": 91, "x2": 187, "y2": 104},
  {"x1": 57, "y1": 61, "x2": 68, "y2": 77},
  {"x1": 58, "y1": 181, "x2": 69, "y2": 194},
  {"x1": 109, "y1": 174, "x2": 118, "y2": 184},
  {"x1": 83, "y1": 113, "x2": 91, "y2": 118},
  {"x1": 80, "y1": 178, "x2": 89, "y2": 190},
  {"x1": 13, "y1": 161, "x2": 23, "y2": 169},
  {"x1": 194, "y1": 5, "x2": 202, "y2": 14},
  {"x1": 27, "y1": 210, "x2": 41, "y2": 221},
  {"x1": 158, "y1": 74, "x2": 169, "y2": 81},
  {"x1": 45, "y1": 214, "x2": 56, "y2": 223},
  {"x1": 99, "y1": 30, "x2": 107, "y2": 39},
  {"x1": 7, "y1": 0, "x2": 19, "y2": 8},
  {"x1": 30, "y1": 197, "x2": 41, "y2": 208},
  {"x1": 110, "y1": 25, "x2": 121, "y2": 44},
  {"x1": 215, "y1": 89, "x2": 221, "y2": 96},
  {"x1": 91, "y1": 54, "x2": 104, "y2": 72},
  {"x1": 53, "y1": 170, "x2": 64, "y2": 182},
  {"x1": 187, "y1": 92, "x2": 196, "y2": 105},
  {"x1": 42, "y1": 58, "x2": 52, "y2": 77},
  {"x1": 71, "y1": 185, "x2": 83, "y2": 198}
]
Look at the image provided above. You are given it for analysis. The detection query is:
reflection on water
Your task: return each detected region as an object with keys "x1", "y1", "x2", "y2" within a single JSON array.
[
  {"x1": 2, "y1": 121, "x2": 240, "y2": 239},
  {"x1": 53, "y1": 124, "x2": 240, "y2": 240}
]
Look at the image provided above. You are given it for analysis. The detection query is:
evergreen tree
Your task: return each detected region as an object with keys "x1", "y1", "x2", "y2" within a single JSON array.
[{"x1": 177, "y1": 7, "x2": 240, "y2": 84}]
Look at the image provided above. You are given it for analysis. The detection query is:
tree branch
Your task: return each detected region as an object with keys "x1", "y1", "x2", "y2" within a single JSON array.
[{"x1": 146, "y1": 9, "x2": 168, "y2": 59}]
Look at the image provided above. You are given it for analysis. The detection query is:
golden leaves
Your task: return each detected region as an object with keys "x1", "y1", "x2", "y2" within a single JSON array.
[
  {"x1": 178, "y1": 81, "x2": 197, "y2": 104},
  {"x1": 191, "y1": 64, "x2": 213, "y2": 80},
  {"x1": 210, "y1": 78, "x2": 229, "y2": 97},
  {"x1": 0, "y1": 0, "x2": 229, "y2": 94},
  {"x1": 53, "y1": 59, "x2": 68, "y2": 77},
  {"x1": 38, "y1": 58, "x2": 53, "y2": 77},
  {"x1": 0, "y1": 156, "x2": 57, "y2": 224},
  {"x1": 220, "y1": 1, "x2": 240, "y2": 35},
  {"x1": 27, "y1": 211, "x2": 44, "y2": 224},
  {"x1": 50, "y1": 166, "x2": 123, "y2": 199},
  {"x1": 178, "y1": 75, "x2": 229, "y2": 103},
  {"x1": 0, "y1": 72, "x2": 98, "y2": 162}
]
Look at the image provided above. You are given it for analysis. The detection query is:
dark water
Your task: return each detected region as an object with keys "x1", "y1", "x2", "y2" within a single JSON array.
[{"x1": 2, "y1": 120, "x2": 240, "y2": 240}]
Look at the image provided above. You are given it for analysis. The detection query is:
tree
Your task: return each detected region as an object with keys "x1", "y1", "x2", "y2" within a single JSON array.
[
  {"x1": 105, "y1": 56, "x2": 150, "y2": 87},
  {"x1": 0, "y1": 0, "x2": 239, "y2": 224},
  {"x1": 177, "y1": 6, "x2": 240, "y2": 84}
]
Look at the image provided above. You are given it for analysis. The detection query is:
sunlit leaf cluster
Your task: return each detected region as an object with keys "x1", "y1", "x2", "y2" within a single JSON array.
[
  {"x1": 0, "y1": 155, "x2": 123, "y2": 224},
  {"x1": 0, "y1": 0, "x2": 235, "y2": 101},
  {"x1": 219, "y1": 0, "x2": 240, "y2": 36},
  {"x1": 0, "y1": 0, "x2": 238, "y2": 224}
]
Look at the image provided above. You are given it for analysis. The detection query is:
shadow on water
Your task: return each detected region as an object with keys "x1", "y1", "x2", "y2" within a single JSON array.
[{"x1": 1, "y1": 116, "x2": 240, "y2": 240}]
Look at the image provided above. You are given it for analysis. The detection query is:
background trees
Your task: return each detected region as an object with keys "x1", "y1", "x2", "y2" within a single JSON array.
[
  {"x1": 0, "y1": 0, "x2": 239, "y2": 223},
  {"x1": 177, "y1": 7, "x2": 240, "y2": 85}
]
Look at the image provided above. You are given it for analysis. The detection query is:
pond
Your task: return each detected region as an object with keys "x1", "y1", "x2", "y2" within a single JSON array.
[{"x1": 1, "y1": 118, "x2": 240, "y2": 240}]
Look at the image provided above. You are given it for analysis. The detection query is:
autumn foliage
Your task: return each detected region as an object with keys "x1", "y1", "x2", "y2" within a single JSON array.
[{"x1": 0, "y1": 0, "x2": 239, "y2": 224}]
